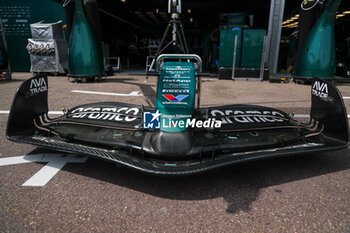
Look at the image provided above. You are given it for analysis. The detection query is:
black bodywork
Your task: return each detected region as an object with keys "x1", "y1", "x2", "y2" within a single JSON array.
[{"x1": 7, "y1": 76, "x2": 349, "y2": 175}]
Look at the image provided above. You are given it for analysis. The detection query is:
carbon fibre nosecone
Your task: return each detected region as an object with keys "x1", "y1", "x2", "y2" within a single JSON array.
[{"x1": 6, "y1": 75, "x2": 350, "y2": 175}]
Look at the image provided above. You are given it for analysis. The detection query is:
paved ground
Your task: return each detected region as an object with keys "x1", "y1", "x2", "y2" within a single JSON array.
[{"x1": 0, "y1": 73, "x2": 350, "y2": 232}]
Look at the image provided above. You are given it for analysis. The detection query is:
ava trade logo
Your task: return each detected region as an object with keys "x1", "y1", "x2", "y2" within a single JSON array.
[
  {"x1": 29, "y1": 77, "x2": 47, "y2": 96},
  {"x1": 312, "y1": 81, "x2": 328, "y2": 98},
  {"x1": 163, "y1": 94, "x2": 189, "y2": 102}
]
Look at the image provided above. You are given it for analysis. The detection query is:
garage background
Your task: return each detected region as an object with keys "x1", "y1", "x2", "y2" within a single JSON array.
[{"x1": 0, "y1": 0, "x2": 349, "y2": 74}]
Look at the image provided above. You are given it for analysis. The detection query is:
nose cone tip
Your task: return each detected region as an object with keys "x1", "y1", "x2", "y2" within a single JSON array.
[{"x1": 150, "y1": 130, "x2": 193, "y2": 157}]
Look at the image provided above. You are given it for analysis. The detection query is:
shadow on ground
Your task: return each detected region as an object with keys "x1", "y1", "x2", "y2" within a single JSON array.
[
  {"x1": 28, "y1": 147, "x2": 350, "y2": 214},
  {"x1": 0, "y1": 78, "x2": 26, "y2": 83}
]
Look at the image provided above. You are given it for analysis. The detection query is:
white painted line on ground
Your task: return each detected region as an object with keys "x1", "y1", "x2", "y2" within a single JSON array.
[
  {"x1": 0, "y1": 154, "x2": 45, "y2": 166},
  {"x1": 0, "y1": 154, "x2": 87, "y2": 187},
  {"x1": 1, "y1": 110, "x2": 350, "y2": 119},
  {"x1": 343, "y1": 97, "x2": 350, "y2": 100},
  {"x1": 71, "y1": 90, "x2": 143, "y2": 97},
  {"x1": 0, "y1": 111, "x2": 63, "y2": 115},
  {"x1": 48, "y1": 111, "x2": 64, "y2": 115},
  {"x1": 295, "y1": 114, "x2": 350, "y2": 118},
  {"x1": 22, "y1": 160, "x2": 68, "y2": 187},
  {"x1": 294, "y1": 114, "x2": 310, "y2": 118}
]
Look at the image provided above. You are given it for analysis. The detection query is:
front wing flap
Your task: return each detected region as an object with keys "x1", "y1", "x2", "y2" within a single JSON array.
[{"x1": 6, "y1": 76, "x2": 349, "y2": 175}]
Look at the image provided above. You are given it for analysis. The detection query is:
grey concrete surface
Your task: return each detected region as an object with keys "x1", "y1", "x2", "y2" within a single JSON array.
[{"x1": 0, "y1": 73, "x2": 349, "y2": 232}]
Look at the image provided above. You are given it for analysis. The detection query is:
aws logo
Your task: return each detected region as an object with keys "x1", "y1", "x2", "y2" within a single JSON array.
[
  {"x1": 312, "y1": 81, "x2": 328, "y2": 98},
  {"x1": 163, "y1": 94, "x2": 189, "y2": 102}
]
